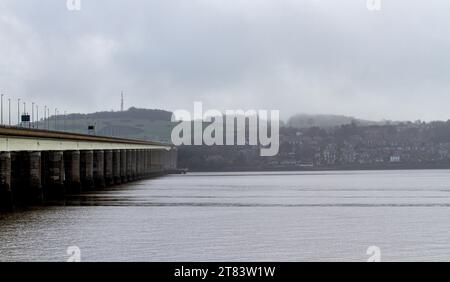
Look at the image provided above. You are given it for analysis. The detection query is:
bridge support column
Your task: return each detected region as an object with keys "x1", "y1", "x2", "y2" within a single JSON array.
[
  {"x1": 145, "y1": 149, "x2": 151, "y2": 176},
  {"x1": 120, "y1": 149, "x2": 127, "y2": 183},
  {"x1": 160, "y1": 150, "x2": 165, "y2": 171},
  {"x1": 93, "y1": 150, "x2": 105, "y2": 188},
  {"x1": 153, "y1": 150, "x2": 161, "y2": 172},
  {"x1": 127, "y1": 149, "x2": 133, "y2": 181},
  {"x1": 43, "y1": 151, "x2": 65, "y2": 200},
  {"x1": 11, "y1": 151, "x2": 43, "y2": 205},
  {"x1": 11, "y1": 152, "x2": 43, "y2": 206},
  {"x1": 131, "y1": 149, "x2": 137, "y2": 180},
  {"x1": 0, "y1": 152, "x2": 12, "y2": 211},
  {"x1": 174, "y1": 149, "x2": 178, "y2": 169},
  {"x1": 143, "y1": 149, "x2": 149, "y2": 177},
  {"x1": 64, "y1": 151, "x2": 81, "y2": 194},
  {"x1": 165, "y1": 150, "x2": 170, "y2": 171},
  {"x1": 163, "y1": 150, "x2": 168, "y2": 171},
  {"x1": 135, "y1": 150, "x2": 141, "y2": 180},
  {"x1": 27, "y1": 151, "x2": 43, "y2": 204},
  {"x1": 104, "y1": 150, "x2": 114, "y2": 186},
  {"x1": 150, "y1": 150, "x2": 155, "y2": 173},
  {"x1": 142, "y1": 149, "x2": 147, "y2": 178},
  {"x1": 159, "y1": 150, "x2": 164, "y2": 171},
  {"x1": 144, "y1": 149, "x2": 149, "y2": 177},
  {"x1": 135, "y1": 149, "x2": 139, "y2": 179},
  {"x1": 137, "y1": 149, "x2": 144, "y2": 179},
  {"x1": 136, "y1": 149, "x2": 141, "y2": 179},
  {"x1": 171, "y1": 149, "x2": 176, "y2": 169},
  {"x1": 80, "y1": 150, "x2": 94, "y2": 190},
  {"x1": 113, "y1": 150, "x2": 121, "y2": 185}
]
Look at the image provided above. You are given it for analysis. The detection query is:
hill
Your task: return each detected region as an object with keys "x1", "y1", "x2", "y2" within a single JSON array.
[
  {"x1": 36, "y1": 107, "x2": 175, "y2": 143},
  {"x1": 286, "y1": 114, "x2": 387, "y2": 129}
]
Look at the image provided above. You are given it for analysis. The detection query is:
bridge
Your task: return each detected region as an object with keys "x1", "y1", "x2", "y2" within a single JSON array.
[{"x1": 0, "y1": 126, "x2": 177, "y2": 211}]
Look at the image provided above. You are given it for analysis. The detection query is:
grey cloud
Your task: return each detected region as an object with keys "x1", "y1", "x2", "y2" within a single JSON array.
[{"x1": 1, "y1": 0, "x2": 450, "y2": 122}]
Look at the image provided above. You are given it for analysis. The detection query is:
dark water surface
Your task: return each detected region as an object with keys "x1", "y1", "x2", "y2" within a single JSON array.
[{"x1": 1, "y1": 170, "x2": 450, "y2": 261}]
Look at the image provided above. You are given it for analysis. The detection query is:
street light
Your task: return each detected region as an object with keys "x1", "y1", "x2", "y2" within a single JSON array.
[
  {"x1": 1, "y1": 93, "x2": 4, "y2": 125},
  {"x1": 32, "y1": 102, "x2": 34, "y2": 127},
  {"x1": 23, "y1": 102, "x2": 27, "y2": 128},
  {"x1": 8, "y1": 98, "x2": 11, "y2": 126},
  {"x1": 17, "y1": 98, "x2": 21, "y2": 126},
  {"x1": 63, "y1": 111, "x2": 67, "y2": 132},
  {"x1": 36, "y1": 104, "x2": 39, "y2": 129},
  {"x1": 47, "y1": 108, "x2": 50, "y2": 130},
  {"x1": 44, "y1": 105, "x2": 47, "y2": 129},
  {"x1": 55, "y1": 108, "x2": 58, "y2": 130}
]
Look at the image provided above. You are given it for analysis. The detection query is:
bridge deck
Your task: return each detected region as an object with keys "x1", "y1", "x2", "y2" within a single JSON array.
[{"x1": 0, "y1": 126, "x2": 172, "y2": 152}]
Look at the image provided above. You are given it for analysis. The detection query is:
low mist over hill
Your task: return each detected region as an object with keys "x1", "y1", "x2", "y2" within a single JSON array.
[
  {"x1": 35, "y1": 108, "x2": 406, "y2": 146},
  {"x1": 286, "y1": 114, "x2": 388, "y2": 129}
]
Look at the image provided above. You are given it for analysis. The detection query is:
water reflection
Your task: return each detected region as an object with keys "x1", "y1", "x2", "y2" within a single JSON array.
[{"x1": 1, "y1": 171, "x2": 450, "y2": 261}]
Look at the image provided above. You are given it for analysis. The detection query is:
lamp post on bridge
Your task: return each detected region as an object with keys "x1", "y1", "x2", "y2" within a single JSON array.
[
  {"x1": 55, "y1": 108, "x2": 58, "y2": 131},
  {"x1": 63, "y1": 111, "x2": 67, "y2": 132},
  {"x1": 47, "y1": 108, "x2": 50, "y2": 130},
  {"x1": 17, "y1": 98, "x2": 21, "y2": 127},
  {"x1": 44, "y1": 105, "x2": 47, "y2": 130},
  {"x1": 1, "y1": 93, "x2": 4, "y2": 125},
  {"x1": 32, "y1": 102, "x2": 34, "y2": 127},
  {"x1": 8, "y1": 98, "x2": 11, "y2": 126},
  {"x1": 23, "y1": 102, "x2": 30, "y2": 128},
  {"x1": 36, "y1": 104, "x2": 39, "y2": 129}
]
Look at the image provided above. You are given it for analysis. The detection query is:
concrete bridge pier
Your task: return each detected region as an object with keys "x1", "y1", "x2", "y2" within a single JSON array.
[
  {"x1": 171, "y1": 149, "x2": 176, "y2": 169},
  {"x1": 126, "y1": 149, "x2": 133, "y2": 182},
  {"x1": 159, "y1": 150, "x2": 165, "y2": 171},
  {"x1": 143, "y1": 150, "x2": 148, "y2": 177},
  {"x1": 153, "y1": 150, "x2": 161, "y2": 172},
  {"x1": 150, "y1": 149, "x2": 156, "y2": 172},
  {"x1": 135, "y1": 150, "x2": 141, "y2": 180},
  {"x1": 141, "y1": 149, "x2": 146, "y2": 178},
  {"x1": 26, "y1": 151, "x2": 43, "y2": 204},
  {"x1": 120, "y1": 149, "x2": 127, "y2": 183},
  {"x1": 161, "y1": 150, "x2": 166, "y2": 171},
  {"x1": 131, "y1": 149, "x2": 137, "y2": 181},
  {"x1": 104, "y1": 150, "x2": 114, "y2": 186},
  {"x1": 136, "y1": 150, "x2": 142, "y2": 179},
  {"x1": 113, "y1": 150, "x2": 121, "y2": 185},
  {"x1": 93, "y1": 150, "x2": 105, "y2": 188},
  {"x1": 43, "y1": 151, "x2": 65, "y2": 200},
  {"x1": 138, "y1": 149, "x2": 145, "y2": 179},
  {"x1": 146, "y1": 149, "x2": 152, "y2": 176},
  {"x1": 0, "y1": 152, "x2": 12, "y2": 211},
  {"x1": 161, "y1": 150, "x2": 167, "y2": 171},
  {"x1": 165, "y1": 150, "x2": 169, "y2": 170},
  {"x1": 139, "y1": 149, "x2": 144, "y2": 179},
  {"x1": 144, "y1": 149, "x2": 149, "y2": 177},
  {"x1": 145, "y1": 149, "x2": 150, "y2": 177},
  {"x1": 80, "y1": 150, "x2": 94, "y2": 190},
  {"x1": 11, "y1": 151, "x2": 43, "y2": 205},
  {"x1": 171, "y1": 149, "x2": 177, "y2": 169},
  {"x1": 162, "y1": 150, "x2": 168, "y2": 171},
  {"x1": 64, "y1": 151, "x2": 81, "y2": 194}
]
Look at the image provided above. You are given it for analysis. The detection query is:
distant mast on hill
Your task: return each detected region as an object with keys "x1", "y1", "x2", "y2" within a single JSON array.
[{"x1": 121, "y1": 91, "x2": 124, "y2": 112}]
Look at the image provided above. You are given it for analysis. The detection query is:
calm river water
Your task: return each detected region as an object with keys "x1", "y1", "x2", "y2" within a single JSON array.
[{"x1": 1, "y1": 170, "x2": 450, "y2": 261}]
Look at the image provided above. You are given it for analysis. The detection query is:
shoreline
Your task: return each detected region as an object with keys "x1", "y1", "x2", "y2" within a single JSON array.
[{"x1": 185, "y1": 163, "x2": 450, "y2": 173}]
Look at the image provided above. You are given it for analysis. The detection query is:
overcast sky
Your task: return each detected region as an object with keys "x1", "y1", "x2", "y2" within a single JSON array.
[{"x1": 1, "y1": 0, "x2": 449, "y2": 122}]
